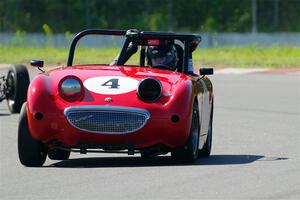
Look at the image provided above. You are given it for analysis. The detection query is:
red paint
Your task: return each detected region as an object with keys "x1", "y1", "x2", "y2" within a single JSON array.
[
  {"x1": 26, "y1": 65, "x2": 212, "y2": 150},
  {"x1": 259, "y1": 68, "x2": 300, "y2": 74},
  {"x1": 148, "y1": 39, "x2": 160, "y2": 46}
]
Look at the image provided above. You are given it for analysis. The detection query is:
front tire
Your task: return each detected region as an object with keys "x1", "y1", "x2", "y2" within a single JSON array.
[
  {"x1": 18, "y1": 103, "x2": 47, "y2": 167},
  {"x1": 171, "y1": 101, "x2": 200, "y2": 163},
  {"x1": 6, "y1": 64, "x2": 30, "y2": 113}
]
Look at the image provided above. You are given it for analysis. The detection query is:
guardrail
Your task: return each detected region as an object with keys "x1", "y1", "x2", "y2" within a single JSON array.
[{"x1": 1, "y1": 32, "x2": 300, "y2": 48}]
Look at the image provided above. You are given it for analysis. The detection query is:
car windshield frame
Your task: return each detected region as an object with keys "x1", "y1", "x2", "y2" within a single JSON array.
[{"x1": 67, "y1": 29, "x2": 201, "y2": 74}]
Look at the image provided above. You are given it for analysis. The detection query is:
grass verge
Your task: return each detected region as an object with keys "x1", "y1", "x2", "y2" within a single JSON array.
[
  {"x1": 194, "y1": 46, "x2": 300, "y2": 68},
  {"x1": 0, "y1": 46, "x2": 299, "y2": 68}
]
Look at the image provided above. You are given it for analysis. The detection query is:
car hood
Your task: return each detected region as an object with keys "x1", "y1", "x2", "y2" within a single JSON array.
[
  {"x1": 33, "y1": 65, "x2": 191, "y2": 108},
  {"x1": 45, "y1": 65, "x2": 188, "y2": 80},
  {"x1": 28, "y1": 65, "x2": 194, "y2": 119}
]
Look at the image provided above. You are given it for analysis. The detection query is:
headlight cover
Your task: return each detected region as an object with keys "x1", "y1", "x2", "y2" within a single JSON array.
[
  {"x1": 137, "y1": 78, "x2": 162, "y2": 103},
  {"x1": 59, "y1": 76, "x2": 84, "y2": 102}
]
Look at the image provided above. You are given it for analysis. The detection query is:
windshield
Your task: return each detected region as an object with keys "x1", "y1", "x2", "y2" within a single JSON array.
[
  {"x1": 67, "y1": 29, "x2": 199, "y2": 74},
  {"x1": 72, "y1": 35, "x2": 126, "y2": 66}
]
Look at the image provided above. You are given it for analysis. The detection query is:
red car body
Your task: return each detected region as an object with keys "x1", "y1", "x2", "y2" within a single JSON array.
[{"x1": 18, "y1": 29, "x2": 214, "y2": 167}]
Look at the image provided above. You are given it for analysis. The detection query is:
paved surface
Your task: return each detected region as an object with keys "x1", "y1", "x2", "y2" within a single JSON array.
[{"x1": 0, "y1": 68, "x2": 300, "y2": 199}]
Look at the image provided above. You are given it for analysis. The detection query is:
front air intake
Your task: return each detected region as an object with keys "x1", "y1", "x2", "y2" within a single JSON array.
[
  {"x1": 137, "y1": 78, "x2": 162, "y2": 103},
  {"x1": 64, "y1": 106, "x2": 150, "y2": 134}
]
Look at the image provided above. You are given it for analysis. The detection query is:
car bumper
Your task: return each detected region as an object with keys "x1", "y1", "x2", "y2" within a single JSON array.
[{"x1": 27, "y1": 105, "x2": 191, "y2": 149}]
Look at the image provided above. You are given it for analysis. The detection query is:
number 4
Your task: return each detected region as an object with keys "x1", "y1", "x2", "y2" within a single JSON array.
[{"x1": 101, "y1": 78, "x2": 120, "y2": 89}]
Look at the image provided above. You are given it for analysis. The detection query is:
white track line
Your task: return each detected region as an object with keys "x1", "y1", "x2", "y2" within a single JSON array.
[{"x1": 214, "y1": 68, "x2": 269, "y2": 74}]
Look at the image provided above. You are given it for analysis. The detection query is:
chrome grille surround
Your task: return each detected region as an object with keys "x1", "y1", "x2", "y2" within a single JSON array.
[{"x1": 64, "y1": 106, "x2": 150, "y2": 134}]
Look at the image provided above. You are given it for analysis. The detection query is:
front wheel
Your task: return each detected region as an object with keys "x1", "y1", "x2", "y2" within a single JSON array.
[
  {"x1": 171, "y1": 101, "x2": 200, "y2": 163},
  {"x1": 18, "y1": 103, "x2": 47, "y2": 167},
  {"x1": 6, "y1": 64, "x2": 30, "y2": 113}
]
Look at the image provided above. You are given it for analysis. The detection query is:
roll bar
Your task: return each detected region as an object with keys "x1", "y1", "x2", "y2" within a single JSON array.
[{"x1": 67, "y1": 29, "x2": 201, "y2": 74}]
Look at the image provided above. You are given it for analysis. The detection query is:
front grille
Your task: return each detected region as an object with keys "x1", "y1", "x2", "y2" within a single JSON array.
[{"x1": 64, "y1": 106, "x2": 150, "y2": 134}]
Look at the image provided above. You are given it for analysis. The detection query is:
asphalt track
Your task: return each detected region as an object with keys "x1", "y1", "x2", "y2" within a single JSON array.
[{"x1": 0, "y1": 68, "x2": 299, "y2": 199}]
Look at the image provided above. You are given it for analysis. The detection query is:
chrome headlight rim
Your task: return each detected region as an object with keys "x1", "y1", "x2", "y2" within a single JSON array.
[
  {"x1": 58, "y1": 75, "x2": 84, "y2": 102},
  {"x1": 137, "y1": 77, "x2": 162, "y2": 103}
]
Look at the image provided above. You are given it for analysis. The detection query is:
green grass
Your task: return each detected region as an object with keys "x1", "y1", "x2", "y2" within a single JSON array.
[
  {"x1": 194, "y1": 46, "x2": 300, "y2": 68},
  {"x1": 0, "y1": 46, "x2": 299, "y2": 68}
]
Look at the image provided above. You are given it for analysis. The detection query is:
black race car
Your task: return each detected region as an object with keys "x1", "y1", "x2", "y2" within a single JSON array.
[{"x1": 0, "y1": 65, "x2": 30, "y2": 113}]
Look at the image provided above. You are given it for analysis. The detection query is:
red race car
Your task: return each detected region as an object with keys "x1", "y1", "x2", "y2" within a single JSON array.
[{"x1": 18, "y1": 29, "x2": 214, "y2": 167}]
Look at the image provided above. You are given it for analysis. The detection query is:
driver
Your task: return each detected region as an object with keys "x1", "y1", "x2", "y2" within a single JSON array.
[{"x1": 147, "y1": 44, "x2": 178, "y2": 71}]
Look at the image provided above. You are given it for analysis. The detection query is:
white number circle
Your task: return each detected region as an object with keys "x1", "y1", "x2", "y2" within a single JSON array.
[{"x1": 83, "y1": 76, "x2": 139, "y2": 95}]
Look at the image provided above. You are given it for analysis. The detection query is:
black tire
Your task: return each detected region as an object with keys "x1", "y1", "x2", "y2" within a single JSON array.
[
  {"x1": 6, "y1": 64, "x2": 30, "y2": 113},
  {"x1": 48, "y1": 148, "x2": 70, "y2": 160},
  {"x1": 171, "y1": 101, "x2": 200, "y2": 163},
  {"x1": 18, "y1": 103, "x2": 47, "y2": 167},
  {"x1": 199, "y1": 100, "x2": 213, "y2": 157}
]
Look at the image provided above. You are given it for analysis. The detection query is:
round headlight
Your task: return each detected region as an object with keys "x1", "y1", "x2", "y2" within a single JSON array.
[
  {"x1": 59, "y1": 76, "x2": 83, "y2": 102},
  {"x1": 137, "y1": 78, "x2": 162, "y2": 103}
]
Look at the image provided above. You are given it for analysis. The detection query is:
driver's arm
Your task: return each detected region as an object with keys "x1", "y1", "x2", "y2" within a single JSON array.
[{"x1": 110, "y1": 42, "x2": 138, "y2": 66}]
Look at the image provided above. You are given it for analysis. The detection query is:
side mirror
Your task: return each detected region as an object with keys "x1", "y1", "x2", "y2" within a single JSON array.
[
  {"x1": 30, "y1": 60, "x2": 44, "y2": 68},
  {"x1": 200, "y1": 68, "x2": 214, "y2": 75}
]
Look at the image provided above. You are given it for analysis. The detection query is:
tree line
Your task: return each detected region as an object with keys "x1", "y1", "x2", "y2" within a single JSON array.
[{"x1": 1, "y1": 0, "x2": 299, "y2": 33}]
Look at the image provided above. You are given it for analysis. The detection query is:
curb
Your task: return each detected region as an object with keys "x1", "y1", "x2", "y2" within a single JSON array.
[
  {"x1": 214, "y1": 68, "x2": 300, "y2": 75},
  {"x1": 0, "y1": 64, "x2": 58, "y2": 70},
  {"x1": 0, "y1": 64, "x2": 10, "y2": 69}
]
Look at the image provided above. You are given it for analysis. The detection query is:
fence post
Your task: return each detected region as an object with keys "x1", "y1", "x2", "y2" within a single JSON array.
[{"x1": 252, "y1": 0, "x2": 257, "y2": 33}]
